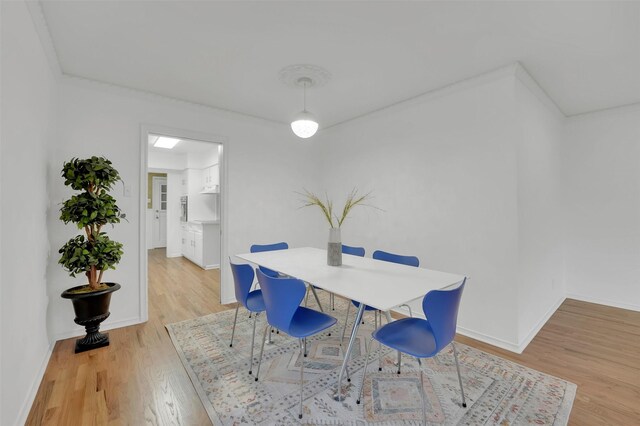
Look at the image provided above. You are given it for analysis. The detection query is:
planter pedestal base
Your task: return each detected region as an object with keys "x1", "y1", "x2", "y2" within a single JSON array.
[
  {"x1": 75, "y1": 333, "x2": 110, "y2": 353},
  {"x1": 74, "y1": 312, "x2": 111, "y2": 353}
]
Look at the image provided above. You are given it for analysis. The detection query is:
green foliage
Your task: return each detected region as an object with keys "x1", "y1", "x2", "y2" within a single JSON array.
[
  {"x1": 58, "y1": 234, "x2": 123, "y2": 277},
  {"x1": 299, "y1": 188, "x2": 376, "y2": 228},
  {"x1": 62, "y1": 156, "x2": 121, "y2": 192},
  {"x1": 60, "y1": 191, "x2": 121, "y2": 229},
  {"x1": 58, "y1": 156, "x2": 124, "y2": 289}
]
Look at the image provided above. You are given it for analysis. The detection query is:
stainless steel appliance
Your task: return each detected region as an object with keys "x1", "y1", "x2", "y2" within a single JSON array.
[{"x1": 180, "y1": 196, "x2": 188, "y2": 222}]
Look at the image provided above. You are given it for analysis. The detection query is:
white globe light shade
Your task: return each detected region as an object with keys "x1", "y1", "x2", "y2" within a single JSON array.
[{"x1": 290, "y1": 110, "x2": 319, "y2": 138}]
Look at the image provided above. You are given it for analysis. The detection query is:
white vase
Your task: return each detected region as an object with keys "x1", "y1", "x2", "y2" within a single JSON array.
[{"x1": 327, "y1": 227, "x2": 342, "y2": 266}]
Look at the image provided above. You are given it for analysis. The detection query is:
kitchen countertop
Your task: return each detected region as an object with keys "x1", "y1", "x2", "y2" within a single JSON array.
[{"x1": 188, "y1": 220, "x2": 220, "y2": 225}]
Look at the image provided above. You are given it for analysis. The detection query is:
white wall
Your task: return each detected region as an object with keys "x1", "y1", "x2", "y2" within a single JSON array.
[
  {"x1": 47, "y1": 77, "x2": 324, "y2": 341},
  {"x1": 148, "y1": 149, "x2": 188, "y2": 170},
  {"x1": 316, "y1": 65, "x2": 570, "y2": 352},
  {"x1": 317, "y1": 68, "x2": 523, "y2": 347},
  {"x1": 187, "y1": 145, "x2": 219, "y2": 169},
  {"x1": 513, "y1": 70, "x2": 566, "y2": 346},
  {"x1": 563, "y1": 105, "x2": 640, "y2": 311},
  {"x1": 0, "y1": 1, "x2": 58, "y2": 424}
]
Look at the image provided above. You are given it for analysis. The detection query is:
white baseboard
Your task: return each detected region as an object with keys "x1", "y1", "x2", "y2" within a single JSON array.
[
  {"x1": 516, "y1": 295, "x2": 566, "y2": 353},
  {"x1": 52, "y1": 316, "x2": 144, "y2": 342},
  {"x1": 392, "y1": 297, "x2": 565, "y2": 355},
  {"x1": 566, "y1": 293, "x2": 640, "y2": 312},
  {"x1": 393, "y1": 305, "x2": 522, "y2": 353},
  {"x1": 15, "y1": 341, "x2": 54, "y2": 426},
  {"x1": 204, "y1": 263, "x2": 220, "y2": 270},
  {"x1": 221, "y1": 294, "x2": 236, "y2": 305},
  {"x1": 456, "y1": 326, "x2": 522, "y2": 353}
]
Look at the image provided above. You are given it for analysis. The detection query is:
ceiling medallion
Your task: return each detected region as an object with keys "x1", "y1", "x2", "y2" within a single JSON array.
[{"x1": 278, "y1": 64, "x2": 332, "y2": 88}]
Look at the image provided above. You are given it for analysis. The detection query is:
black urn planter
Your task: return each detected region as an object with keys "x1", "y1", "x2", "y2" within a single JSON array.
[{"x1": 61, "y1": 282, "x2": 121, "y2": 353}]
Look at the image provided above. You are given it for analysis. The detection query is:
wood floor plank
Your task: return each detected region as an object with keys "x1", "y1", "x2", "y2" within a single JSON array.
[{"x1": 26, "y1": 249, "x2": 640, "y2": 425}]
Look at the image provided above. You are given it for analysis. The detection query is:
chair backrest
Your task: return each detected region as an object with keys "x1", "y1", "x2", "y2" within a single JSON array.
[
  {"x1": 342, "y1": 244, "x2": 365, "y2": 257},
  {"x1": 256, "y1": 268, "x2": 306, "y2": 332},
  {"x1": 229, "y1": 260, "x2": 255, "y2": 308},
  {"x1": 372, "y1": 249, "x2": 420, "y2": 267},
  {"x1": 422, "y1": 279, "x2": 466, "y2": 351},
  {"x1": 250, "y1": 242, "x2": 288, "y2": 277}
]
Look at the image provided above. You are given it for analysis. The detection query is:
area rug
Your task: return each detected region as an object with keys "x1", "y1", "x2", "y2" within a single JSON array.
[{"x1": 166, "y1": 294, "x2": 576, "y2": 425}]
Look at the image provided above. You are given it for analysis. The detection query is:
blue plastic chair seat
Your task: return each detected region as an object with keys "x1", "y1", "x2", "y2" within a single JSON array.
[
  {"x1": 245, "y1": 289, "x2": 266, "y2": 312},
  {"x1": 288, "y1": 307, "x2": 337, "y2": 338},
  {"x1": 372, "y1": 317, "x2": 438, "y2": 358}
]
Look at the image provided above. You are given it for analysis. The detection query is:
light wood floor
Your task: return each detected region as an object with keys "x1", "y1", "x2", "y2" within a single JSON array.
[{"x1": 27, "y1": 249, "x2": 640, "y2": 425}]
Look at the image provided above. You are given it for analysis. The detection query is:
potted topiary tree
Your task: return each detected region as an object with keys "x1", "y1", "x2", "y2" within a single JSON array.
[{"x1": 58, "y1": 156, "x2": 124, "y2": 353}]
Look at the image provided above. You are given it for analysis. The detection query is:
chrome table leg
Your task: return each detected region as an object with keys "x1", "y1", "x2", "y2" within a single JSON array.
[{"x1": 335, "y1": 303, "x2": 366, "y2": 401}]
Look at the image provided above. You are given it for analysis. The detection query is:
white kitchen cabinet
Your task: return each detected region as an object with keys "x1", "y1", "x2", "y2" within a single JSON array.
[
  {"x1": 187, "y1": 168, "x2": 203, "y2": 195},
  {"x1": 181, "y1": 221, "x2": 220, "y2": 269},
  {"x1": 194, "y1": 233, "x2": 203, "y2": 266},
  {"x1": 202, "y1": 164, "x2": 219, "y2": 190}
]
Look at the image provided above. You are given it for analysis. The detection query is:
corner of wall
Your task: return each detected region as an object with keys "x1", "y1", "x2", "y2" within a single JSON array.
[{"x1": 25, "y1": 0, "x2": 63, "y2": 79}]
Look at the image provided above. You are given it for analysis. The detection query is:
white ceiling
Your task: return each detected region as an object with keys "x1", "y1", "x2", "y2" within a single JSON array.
[
  {"x1": 40, "y1": 1, "x2": 640, "y2": 126},
  {"x1": 148, "y1": 135, "x2": 219, "y2": 154}
]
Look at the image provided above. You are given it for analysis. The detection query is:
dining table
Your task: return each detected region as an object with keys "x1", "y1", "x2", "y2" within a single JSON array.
[{"x1": 235, "y1": 246, "x2": 466, "y2": 401}]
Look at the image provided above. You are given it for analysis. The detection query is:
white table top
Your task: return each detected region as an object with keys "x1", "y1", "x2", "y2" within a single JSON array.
[{"x1": 235, "y1": 247, "x2": 465, "y2": 312}]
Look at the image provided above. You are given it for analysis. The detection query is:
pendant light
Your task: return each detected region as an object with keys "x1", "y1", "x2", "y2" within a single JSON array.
[{"x1": 290, "y1": 77, "x2": 319, "y2": 139}]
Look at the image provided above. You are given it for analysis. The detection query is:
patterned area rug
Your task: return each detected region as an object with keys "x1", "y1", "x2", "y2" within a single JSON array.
[{"x1": 166, "y1": 293, "x2": 576, "y2": 425}]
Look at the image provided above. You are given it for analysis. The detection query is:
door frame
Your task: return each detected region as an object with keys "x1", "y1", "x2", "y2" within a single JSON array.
[{"x1": 139, "y1": 124, "x2": 228, "y2": 322}]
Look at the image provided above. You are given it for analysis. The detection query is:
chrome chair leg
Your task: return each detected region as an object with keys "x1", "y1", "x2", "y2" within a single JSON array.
[
  {"x1": 299, "y1": 339, "x2": 305, "y2": 419},
  {"x1": 400, "y1": 303, "x2": 413, "y2": 317},
  {"x1": 357, "y1": 336, "x2": 374, "y2": 404},
  {"x1": 452, "y1": 341, "x2": 467, "y2": 407},
  {"x1": 248, "y1": 312, "x2": 259, "y2": 374},
  {"x1": 254, "y1": 324, "x2": 269, "y2": 381},
  {"x1": 229, "y1": 304, "x2": 240, "y2": 347},
  {"x1": 305, "y1": 286, "x2": 310, "y2": 307},
  {"x1": 397, "y1": 351, "x2": 402, "y2": 374},
  {"x1": 416, "y1": 358, "x2": 427, "y2": 425},
  {"x1": 303, "y1": 337, "x2": 307, "y2": 357},
  {"x1": 309, "y1": 285, "x2": 324, "y2": 312},
  {"x1": 340, "y1": 302, "x2": 352, "y2": 345}
]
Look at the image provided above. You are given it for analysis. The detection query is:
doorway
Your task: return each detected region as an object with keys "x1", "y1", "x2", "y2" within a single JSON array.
[
  {"x1": 140, "y1": 125, "x2": 227, "y2": 320},
  {"x1": 151, "y1": 175, "x2": 168, "y2": 248}
]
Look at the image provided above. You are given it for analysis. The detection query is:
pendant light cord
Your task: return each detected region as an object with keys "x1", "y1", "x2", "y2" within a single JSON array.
[{"x1": 303, "y1": 80, "x2": 307, "y2": 112}]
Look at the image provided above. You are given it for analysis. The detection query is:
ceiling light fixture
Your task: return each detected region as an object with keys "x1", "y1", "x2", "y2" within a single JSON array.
[
  {"x1": 154, "y1": 136, "x2": 180, "y2": 149},
  {"x1": 279, "y1": 64, "x2": 331, "y2": 140},
  {"x1": 291, "y1": 77, "x2": 318, "y2": 139}
]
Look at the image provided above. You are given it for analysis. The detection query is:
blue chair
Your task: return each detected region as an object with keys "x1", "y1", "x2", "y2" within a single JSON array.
[
  {"x1": 342, "y1": 244, "x2": 365, "y2": 257},
  {"x1": 372, "y1": 249, "x2": 420, "y2": 267},
  {"x1": 254, "y1": 269, "x2": 337, "y2": 419},
  {"x1": 339, "y1": 245, "x2": 378, "y2": 343},
  {"x1": 250, "y1": 242, "x2": 288, "y2": 277},
  {"x1": 229, "y1": 261, "x2": 266, "y2": 375},
  {"x1": 357, "y1": 280, "x2": 468, "y2": 423},
  {"x1": 371, "y1": 249, "x2": 421, "y2": 372}
]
